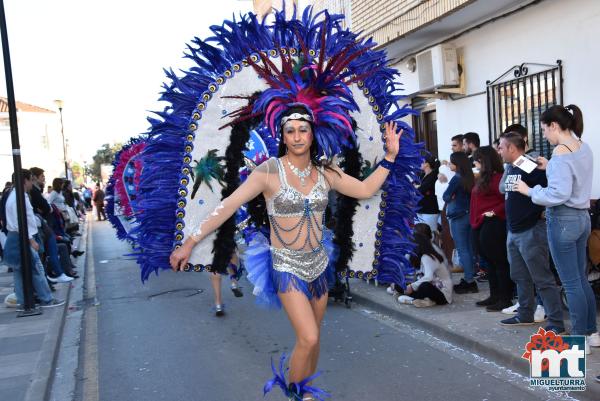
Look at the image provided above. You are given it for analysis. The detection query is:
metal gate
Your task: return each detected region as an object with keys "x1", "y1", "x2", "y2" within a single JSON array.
[{"x1": 486, "y1": 61, "x2": 563, "y2": 158}]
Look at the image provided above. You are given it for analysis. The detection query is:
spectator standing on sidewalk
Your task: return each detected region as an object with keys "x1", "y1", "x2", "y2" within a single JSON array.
[
  {"x1": 2, "y1": 169, "x2": 64, "y2": 308},
  {"x1": 416, "y1": 154, "x2": 440, "y2": 233},
  {"x1": 517, "y1": 104, "x2": 599, "y2": 350},
  {"x1": 462, "y1": 132, "x2": 480, "y2": 166},
  {"x1": 471, "y1": 146, "x2": 513, "y2": 311},
  {"x1": 497, "y1": 132, "x2": 564, "y2": 331},
  {"x1": 444, "y1": 152, "x2": 477, "y2": 294},
  {"x1": 93, "y1": 183, "x2": 106, "y2": 221}
]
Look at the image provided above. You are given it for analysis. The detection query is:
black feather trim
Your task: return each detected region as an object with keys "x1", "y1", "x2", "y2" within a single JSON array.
[
  {"x1": 333, "y1": 129, "x2": 361, "y2": 273},
  {"x1": 210, "y1": 114, "x2": 263, "y2": 274}
]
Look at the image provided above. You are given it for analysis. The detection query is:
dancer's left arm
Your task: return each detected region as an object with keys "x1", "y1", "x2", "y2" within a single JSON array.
[{"x1": 324, "y1": 121, "x2": 402, "y2": 200}]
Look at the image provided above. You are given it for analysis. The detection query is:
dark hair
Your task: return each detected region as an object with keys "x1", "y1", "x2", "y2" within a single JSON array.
[
  {"x1": 62, "y1": 180, "x2": 72, "y2": 191},
  {"x1": 449, "y1": 152, "x2": 474, "y2": 192},
  {"x1": 412, "y1": 232, "x2": 444, "y2": 263},
  {"x1": 413, "y1": 223, "x2": 432, "y2": 240},
  {"x1": 503, "y1": 123, "x2": 528, "y2": 140},
  {"x1": 463, "y1": 132, "x2": 480, "y2": 147},
  {"x1": 500, "y1": 131, "x2": 526, "y2": 151},
  {"x1": 422, "y1": 153, "x2": 440, "y2": 171},
  {"x1": 473, "y1": 146, "x2": 504, "y2": 192},
  {"x1": 30, "y1": 167, "x2": 44, "y2": 178},
  {"x1": 492, "y1": 138, "x2": 500, "y2": 146},
  {"x1": 540, "y1": 104, "x2": 584, "y2": 138},
  {"x1": 52, "y1": 177, "x2": 64, "y2": 192},
  {"x1": 277, "y1": 105, "x2": 340, "y2": 177},
  {"x1": 451, "y1": 134, "x2": 464, "y2": 143},
  {"x1": 11, "y1": 169, "x2": 32, "y2": 183}
]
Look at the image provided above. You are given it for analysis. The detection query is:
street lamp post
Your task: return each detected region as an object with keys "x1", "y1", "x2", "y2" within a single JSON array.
[{"x1": 53, "y1": 99, "x2": 69, "y2": 179}]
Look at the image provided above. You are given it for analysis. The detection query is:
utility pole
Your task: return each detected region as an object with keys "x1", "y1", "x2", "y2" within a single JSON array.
[{"x1": 0, "y1": 0, "x2": 42, "y2": 316}]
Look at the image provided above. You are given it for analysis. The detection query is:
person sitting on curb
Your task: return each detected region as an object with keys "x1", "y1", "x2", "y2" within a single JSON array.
[
  {"x1": 398, "y1": 232, "x2": 453, "y2": 307},
  {"x1": 497, "y1": 132, "x2": 564, "y2": 332},
  {"x1": 1, "y1": 169, "x2": 64, "y2": 309}
]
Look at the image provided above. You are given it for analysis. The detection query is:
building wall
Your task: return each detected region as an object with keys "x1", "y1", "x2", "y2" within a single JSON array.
[
  {"x1": 0, "y1": 111, "x2": 66, "y2": 185},
  {"x1": 311, "y1": 0, "x2": 352, "y2": 28},
  {"x1": 352, "y1": 0, "x2": 471, "y2": 46},
  {"x1": 394, "y1": 0, "x2": 600, "y2": 198}
]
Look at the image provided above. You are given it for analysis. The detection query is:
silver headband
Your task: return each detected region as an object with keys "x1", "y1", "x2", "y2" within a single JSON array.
[{"x1": 280, "y1": 113, "x2": 313, "y2": 126}]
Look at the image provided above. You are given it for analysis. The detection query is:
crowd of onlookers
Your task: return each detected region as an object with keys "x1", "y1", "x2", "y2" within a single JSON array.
[
  {"x1": 0, "y1": 167, "x2": 105, "y2": 310},
  {"x1": 393, "y1": 104, "x2": 600, "y2": 354}
]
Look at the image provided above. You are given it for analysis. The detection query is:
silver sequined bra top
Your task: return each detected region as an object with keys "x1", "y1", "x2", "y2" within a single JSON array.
[
  {"x1": 266, "y1": 158, "x2": 329, "y2": 218},
  {"x1": 265, "y1": 158, "x2": 330, "y2": 283}
]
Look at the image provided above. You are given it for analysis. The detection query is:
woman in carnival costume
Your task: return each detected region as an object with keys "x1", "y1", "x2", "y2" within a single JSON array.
[
  {"x1": 171, "y1": 107, "x2": 401, "y2": 400},
  {"x1": 136, "y1": 6, "x2": 421, "y2": 401}
]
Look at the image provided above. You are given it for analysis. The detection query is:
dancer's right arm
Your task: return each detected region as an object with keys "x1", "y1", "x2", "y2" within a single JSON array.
[{"x1": 170, "y1": 163, "x2": 271, "y2": 271}]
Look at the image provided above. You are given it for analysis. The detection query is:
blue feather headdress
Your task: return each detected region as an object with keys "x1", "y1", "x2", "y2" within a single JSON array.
[{"x1": 134, "y1": 6, "x2": 422, "y2": 285}]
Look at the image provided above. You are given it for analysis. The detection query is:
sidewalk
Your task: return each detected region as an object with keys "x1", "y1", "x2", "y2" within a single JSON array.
[
  {"x1": 0, "y1": 221, "x2": 86, "y2": 401},
  {"x1": 351, "y1": 274, "x2": 600, "y2": 400}
]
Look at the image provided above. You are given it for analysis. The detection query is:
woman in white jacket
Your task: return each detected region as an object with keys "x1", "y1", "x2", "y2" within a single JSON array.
[{"x1": 399, "y1": 230, "x2": 453, "y2": 307}]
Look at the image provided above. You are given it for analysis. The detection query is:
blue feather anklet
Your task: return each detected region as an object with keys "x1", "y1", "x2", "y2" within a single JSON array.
[{"x1": 263, "y1": 354, "x2": 330, "y2": 401}]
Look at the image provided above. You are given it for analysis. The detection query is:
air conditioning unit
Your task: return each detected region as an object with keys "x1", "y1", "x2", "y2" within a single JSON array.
[{"x1": 416, "y1": 44, "x2": 459, "y2": 92}]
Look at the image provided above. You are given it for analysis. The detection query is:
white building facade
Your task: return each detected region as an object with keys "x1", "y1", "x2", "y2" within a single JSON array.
[
  {"x1": 314, "y1": 0, "x2": 600, "y2": 199},
  {"x1": 0, "y1": 98, "x2": 68, "y2": 186}
]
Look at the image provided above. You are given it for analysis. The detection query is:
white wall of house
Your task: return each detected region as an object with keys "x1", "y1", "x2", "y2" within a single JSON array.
[
  {"x1": 0, "y1": 111, "x2": 66, "y2": 186},
  {"x1": 394, "y1": 0, "x2": 600, "y2": 198}
]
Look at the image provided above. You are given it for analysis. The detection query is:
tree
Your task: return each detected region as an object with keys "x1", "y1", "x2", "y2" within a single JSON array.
[{"x1": 90, "y1": 143, "x2": 122, "y2": 182}]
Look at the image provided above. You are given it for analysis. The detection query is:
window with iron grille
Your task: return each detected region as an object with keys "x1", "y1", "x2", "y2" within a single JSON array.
[{"x1": 486, "y1": 61, "x2": 563, "y2": 158}]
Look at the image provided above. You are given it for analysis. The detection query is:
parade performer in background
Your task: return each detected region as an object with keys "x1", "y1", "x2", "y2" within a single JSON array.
[
  {"x1": 171, "y1": 104, "x2": 402, "y2": 400},
  {"x1": 209, "y1": 251, "x2": 244, "y2": 316}
]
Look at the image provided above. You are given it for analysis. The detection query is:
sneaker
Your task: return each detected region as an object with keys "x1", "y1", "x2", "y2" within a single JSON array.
[
  {"x1": 502, "y1": 302, "x2": 519, "y2": 314},
  {"x1": 476, "y1": 297, "x2": 498, "y2": 307},
  {"x1": 4, "y1": 293, "x2": 17, "y2": 308},
  {"x1": 230, "y1": 283, "x2": 243, "y2": 298},
  {"x1": 587, "y1": 332, "x2": 600, "y2": 347},
  {"x1": 476, "y1": 272, "x2": 488, "y2": 282},
  {"x1": 534, "y1": 305, "x2": 546, "y2": 323},
  {"x1": 595, "y1": 375, "x2": 600, "y2": 384},
  {"x1": 46, "y1": 275, "x2": 59, "y2": 283},
  {"x1": 500, "y1": 316, "x2": 535, "y2": 326},
  {"x1": 486, "y1": 301, "x2": 513, "y2": 312},
  {"x1": 413, "y1": 298, "x2": 436, "y2": 308},
  {"x1": 453, "y1": 279, "x2": 478, "y2": 294},
  {"x1": 40, "y1": 299, "x2": 65, "y2": 308},
  {"x1": 215, "y1": 304, "x2": 225, "y2": 317},
  {"x1": 544, "y1": 325, "x2": 567, "y2": 335},
  {"x1": 386, "y1": 285, "x2": 395, "y2": 295},
  {"x1": 55, "y1": 273, "x2": 74, "y2": 283},
  {"x1": 397, "y1": 295, "x2": 414, "y2": 304}
]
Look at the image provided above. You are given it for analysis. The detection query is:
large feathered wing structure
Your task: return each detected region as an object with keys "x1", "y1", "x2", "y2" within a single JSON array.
[
  {"x1": 106, "y1": 136, "x2": 146, "y2": 243},
  {"x1": 134, "y1": 6, "x2": 422, "y2": 287}
]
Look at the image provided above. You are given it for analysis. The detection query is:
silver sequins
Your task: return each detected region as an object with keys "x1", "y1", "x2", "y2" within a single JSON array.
[{"x1": 271, "y1": 246, "x2": 328, "y2": 282}]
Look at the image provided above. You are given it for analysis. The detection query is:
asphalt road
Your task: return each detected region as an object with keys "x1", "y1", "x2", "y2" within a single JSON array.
[{"x1": 87, "y1": 219, "x2": 577, "y2": 401}]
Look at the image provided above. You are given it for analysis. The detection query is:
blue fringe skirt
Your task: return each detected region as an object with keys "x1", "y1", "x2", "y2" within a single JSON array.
[{"x1": 241, "y1": 230, "x2": 337, "y2": 309}]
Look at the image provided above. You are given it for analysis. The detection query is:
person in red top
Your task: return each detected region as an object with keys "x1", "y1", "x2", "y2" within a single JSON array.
[{"x1": 470, "y1": 146, "x2": 514, "y2": 311}]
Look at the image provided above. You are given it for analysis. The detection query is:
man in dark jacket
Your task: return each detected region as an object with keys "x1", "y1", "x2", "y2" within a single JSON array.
[
  {"x1": 93, "y1": 184, "x2": 106, "y2": 221},
  {"x1": 497, "y1": 132, "x2": 564, "y2": 332}
]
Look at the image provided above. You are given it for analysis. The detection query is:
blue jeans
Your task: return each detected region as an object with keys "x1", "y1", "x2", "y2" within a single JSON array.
[
  {"x1": 507, "y1": 220, "x2": 564, "y2": 328},
  {"x1": 3, "y1": 232, "x2": 53, "y2": 305},
  {"x1": 448, "y1": 213, "x2": 475, "y2": 282},
  {"x1": 546, "y1": 205, "x2": 597, "y2": 335}
]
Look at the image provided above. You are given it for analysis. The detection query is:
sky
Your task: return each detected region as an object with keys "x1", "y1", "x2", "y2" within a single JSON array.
[{"x1": 0, "y1": 0, "x2": 258, "y2": 163}]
